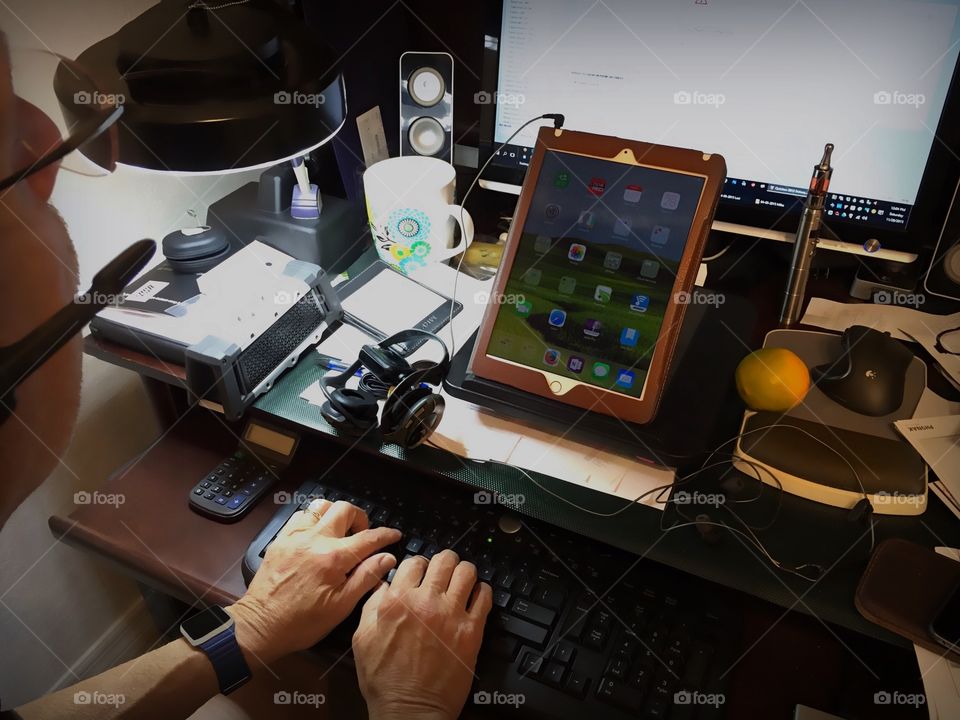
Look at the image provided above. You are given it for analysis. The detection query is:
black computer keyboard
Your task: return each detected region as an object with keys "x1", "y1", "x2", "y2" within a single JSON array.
[{"x1": 243, "y1": 476, "x2": 740, "y2": 720}]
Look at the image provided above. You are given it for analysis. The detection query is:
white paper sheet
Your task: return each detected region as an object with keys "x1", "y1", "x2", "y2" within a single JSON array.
[{"x1": 894, "y1": 414, "x2": 960, "y2": 522}]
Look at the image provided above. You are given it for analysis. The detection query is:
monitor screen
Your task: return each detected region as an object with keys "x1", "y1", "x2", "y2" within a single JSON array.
[{"x1": 491, "y1": 0, "x2": 960, "y2": 234}]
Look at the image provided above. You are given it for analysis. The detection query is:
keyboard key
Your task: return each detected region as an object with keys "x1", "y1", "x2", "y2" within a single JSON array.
[
  {"x1": 483, "y1": 635, "x2": 519, "y2": 661},
  {"x1": 214, "y1": 496, "x2": 228, "y2": 505},
  {"x1": 518, "y1": 652, "x2": 544, "y2": 678},
  {"x1": 542, "y1": 661, "x2": 566, "y2": 687},
  {"x1": 478, "y1": 565, "x2": 496, "y2": 583},
  {"x1": 204, "y1": 492, "x2": 216, "y2": 500},
  {"x1": 200, "y1": 481, "x2": 211, "y2": 489},
  {"x1": 405, "y1": 537, "x2": 424, "y2": 554},
  {"x1": 564, "y1": 671, "x2": 590, "y2": 699},
  {"x1": 606, "y1": 657, "x2": 629, "y2": 680},
  {"x1": 424, "y1": 544, "x2": 441, "y2": 559},
  {"x1": 510, "y1": 599, "x2": 556, "y2": 627},
  {"x1": 584, "y1": 625, "x2": 609, "y2": 650},
  {"x1": 497, "y1": 572, "x2": 516, "y2": 591},
  {"x1": 490, "y1": 612, "x2": 548, "y2": 646},
  {"x1": 226, "y1": 496, "x2": 246, "y2": 510},
  {"x1": 533, "y1": 585, "x2": 566, "y2": 610},
  {"x1": 553, "y1": 642, "x2": 576, "y2": 664},
  {"x1": 193, "y1": 487, "x2": 204, "y2": 495},
  {"x1": 493, "y1": 590, "x2": 511, "y2": 609},
  {"x1": 596, "y1": 676, "x2": 645, "y2": 713}
]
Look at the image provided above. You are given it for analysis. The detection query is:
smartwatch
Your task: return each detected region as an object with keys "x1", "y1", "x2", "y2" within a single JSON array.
[{"x1": 180, "y1": 606, "x2": 251, "y2": 694}]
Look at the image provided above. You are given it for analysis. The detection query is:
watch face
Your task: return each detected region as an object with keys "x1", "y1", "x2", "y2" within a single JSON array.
[{"x1": 182, "y1": 606, "x2": 232, "y2": 644}]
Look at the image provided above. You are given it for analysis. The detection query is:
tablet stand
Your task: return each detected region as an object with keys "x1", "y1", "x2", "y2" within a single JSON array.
[{"x1": 444, "y1": 291, "x2": 756, "y2": 467}]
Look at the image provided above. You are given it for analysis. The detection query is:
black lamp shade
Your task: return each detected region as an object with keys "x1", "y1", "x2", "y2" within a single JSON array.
[{"x1": 53, "y1": 0, "x2": 346, "y2": 173}]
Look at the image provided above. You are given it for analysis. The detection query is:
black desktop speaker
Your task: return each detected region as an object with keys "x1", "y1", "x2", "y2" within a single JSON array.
[
  {"x1": 399, "y1": 51, "x2": 454, "y2": 162},
  {"x1": 924, "y1": 177, "x2": 960, "y2": 302}
]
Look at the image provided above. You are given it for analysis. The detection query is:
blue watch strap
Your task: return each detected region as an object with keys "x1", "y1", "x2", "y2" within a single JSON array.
[{"x1": 199, "y1": 625, "x2": 250, "y2": 695}]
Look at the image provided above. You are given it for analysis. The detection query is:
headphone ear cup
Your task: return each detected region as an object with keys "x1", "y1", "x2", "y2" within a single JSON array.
[
  {"x1": 320, "y1": 388, "x2": 379, "y2": 435},
  {"x1": 382, "y1": 388, "x2": 444, "y2": 448}
]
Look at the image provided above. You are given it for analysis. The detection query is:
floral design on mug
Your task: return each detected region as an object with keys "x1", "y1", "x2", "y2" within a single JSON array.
[{"x1": 370, "y1": 208, "x2": 432, "y2": 274}]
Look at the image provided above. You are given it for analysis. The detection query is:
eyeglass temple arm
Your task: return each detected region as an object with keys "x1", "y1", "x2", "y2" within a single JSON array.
[{"x1": 0, "y1": 238, "x2": 155, "y2": 420}]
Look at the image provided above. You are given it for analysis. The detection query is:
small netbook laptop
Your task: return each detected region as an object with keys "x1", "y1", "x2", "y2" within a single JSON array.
[{"x1": 469, "y1": 127, "x2": 725, "y2": 424}]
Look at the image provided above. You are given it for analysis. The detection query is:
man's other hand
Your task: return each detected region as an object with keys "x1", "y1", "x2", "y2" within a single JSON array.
[{"x1": 352, "y1": 550, "x2": 493, "y2": 720}]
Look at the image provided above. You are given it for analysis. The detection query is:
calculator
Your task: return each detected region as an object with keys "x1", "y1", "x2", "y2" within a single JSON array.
[{"x1": 188, "y1": 419, "x2": 300, "y2": 522}]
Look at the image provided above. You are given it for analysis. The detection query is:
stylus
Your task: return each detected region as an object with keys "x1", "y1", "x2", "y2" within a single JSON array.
[{"x1": 780, "y1": 143, "x2": 834, "y2": 326}]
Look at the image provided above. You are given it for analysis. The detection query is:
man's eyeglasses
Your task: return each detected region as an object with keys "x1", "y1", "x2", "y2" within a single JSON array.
[{"x1": 0, "y1": 52, "x2": 154, "y2": 423}]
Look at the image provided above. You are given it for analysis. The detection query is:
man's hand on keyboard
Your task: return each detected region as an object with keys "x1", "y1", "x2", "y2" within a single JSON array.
[
  {"x1": 352, "y1": 550, "x2": 494, "y2": 720},
  {"x1": 227, "y1": 498, "x2": 400, "y2": 666}
]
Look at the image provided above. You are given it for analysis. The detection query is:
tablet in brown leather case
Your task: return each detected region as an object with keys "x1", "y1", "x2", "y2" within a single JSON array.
[
  {"x1": 469, "y1": 127, "x2": 726, "y2": 424},
  {"x1": 855, "y1": 538, "x2": 960, "y2": 662}
]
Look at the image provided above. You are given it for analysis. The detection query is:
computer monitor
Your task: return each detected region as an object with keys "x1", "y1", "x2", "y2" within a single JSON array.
[{"x1": 478, "y1": 0, "x2": 960, "y2": 261}]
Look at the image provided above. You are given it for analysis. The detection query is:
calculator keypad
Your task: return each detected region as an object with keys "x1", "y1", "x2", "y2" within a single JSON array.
[{"x1": 187, "y1": 451, "x2": 276, "y2": 520}]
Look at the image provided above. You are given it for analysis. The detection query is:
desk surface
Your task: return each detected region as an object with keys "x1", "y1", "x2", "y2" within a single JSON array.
[{"x1": 76, "y1": 244, "x2": 960, "y2": 652}]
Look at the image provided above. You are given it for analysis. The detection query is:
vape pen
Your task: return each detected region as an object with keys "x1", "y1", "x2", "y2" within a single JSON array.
[{"x1": 780, "y1": 143, "x2": 834, "y2": 326}]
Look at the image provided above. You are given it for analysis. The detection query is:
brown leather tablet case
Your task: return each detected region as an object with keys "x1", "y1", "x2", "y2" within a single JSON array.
[{"x1": 855, "y1": 538, "x2": 960, "y2": 662}]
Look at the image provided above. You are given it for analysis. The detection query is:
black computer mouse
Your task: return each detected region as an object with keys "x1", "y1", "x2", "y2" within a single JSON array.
[
  {"x1": 162, "y1": 226, "x2": 230, "y2": 273},
  {"x1": 812, "y1": 325, "x2": 915, "y2": 416}
]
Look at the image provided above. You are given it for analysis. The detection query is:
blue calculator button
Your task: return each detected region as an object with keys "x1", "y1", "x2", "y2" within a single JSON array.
[
  {"x1": 227, "y1": 496, "x2": 246, "y2": 510},
  {"x1": 214, "y1": 496, "x2": 228, "y2": 505}
]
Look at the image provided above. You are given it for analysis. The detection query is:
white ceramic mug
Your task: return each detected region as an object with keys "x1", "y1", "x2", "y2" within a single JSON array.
[{"x1": 363, "y1": 156, "x2": 474, "y2": 274}]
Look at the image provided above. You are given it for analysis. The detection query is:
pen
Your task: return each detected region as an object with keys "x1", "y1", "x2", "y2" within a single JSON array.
[
  {"x1": 319, "y1": 357, "x2": 364, "y2": 377},
  {"x1": 780, "y1": 143, "x2": 834, "y2": 327}
]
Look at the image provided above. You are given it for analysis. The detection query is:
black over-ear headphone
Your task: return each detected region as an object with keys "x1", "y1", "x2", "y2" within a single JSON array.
[{"x1": 319, "y1": 329, "x2": 450, "y2": 449}]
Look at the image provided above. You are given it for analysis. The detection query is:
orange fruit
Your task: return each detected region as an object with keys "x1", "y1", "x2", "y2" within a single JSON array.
[{"x1": 735, "y1": 348, "x2": 810, "y2": 412}]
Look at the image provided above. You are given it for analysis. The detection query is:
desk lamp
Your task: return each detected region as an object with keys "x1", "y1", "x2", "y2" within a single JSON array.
[{"x1": 53, "y1": 0, "x2": 366, "y2": 272}]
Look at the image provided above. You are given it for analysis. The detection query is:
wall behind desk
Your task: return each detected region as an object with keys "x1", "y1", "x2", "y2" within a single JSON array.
[{"x1": 0, "y1": 0, "x2": 260, "y2": 705}]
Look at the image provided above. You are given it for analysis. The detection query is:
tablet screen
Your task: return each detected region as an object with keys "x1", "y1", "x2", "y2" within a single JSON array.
[{"x1": 485, "y1": 149, "x2": 706, "y2": 399}]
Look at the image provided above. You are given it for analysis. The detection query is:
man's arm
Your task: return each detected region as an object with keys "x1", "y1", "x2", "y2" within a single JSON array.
[{"x1": 17, "y1": 499, "x2": 399, "y2": 720}]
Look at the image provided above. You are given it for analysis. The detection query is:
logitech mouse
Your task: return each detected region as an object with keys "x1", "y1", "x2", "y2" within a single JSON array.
[{"x1": 812, "y1": 325, "x2": 914, "y2": 416}]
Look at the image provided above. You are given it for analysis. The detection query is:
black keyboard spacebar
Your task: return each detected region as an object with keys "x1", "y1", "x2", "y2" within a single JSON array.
[{"x1": 491, "y1": 612, "x2": 548, "y2": 646}]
